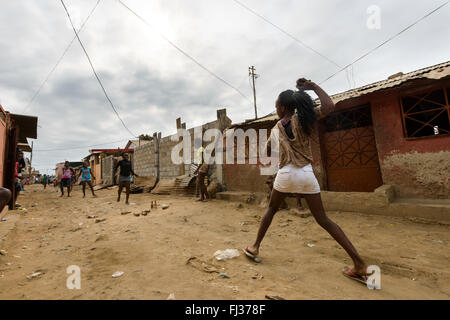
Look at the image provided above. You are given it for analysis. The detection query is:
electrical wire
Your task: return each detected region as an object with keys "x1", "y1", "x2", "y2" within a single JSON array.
[
  {"x1": 61, "y1": 0, "x2": 137, "y2": 138},
  {"x1": 34, "y1": 138, "x2": 133, "y2": 152},
  {"x1": 23, "y1": 0, "x2": 102, "y2": 113},
  {"x1": 319, "y1": 1, "x2": 450, "y2": 85},
  {"x1": 231, "y1": 0, "x2": 342, "y2": 69},
  {"x1": 117, "y1": 0, "x2": 252, "y2": 103}
]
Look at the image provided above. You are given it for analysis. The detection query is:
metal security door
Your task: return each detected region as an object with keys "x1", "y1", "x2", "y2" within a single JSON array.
[{"x1": 323, "y1": 105, "x2": 382, "y2": 192}]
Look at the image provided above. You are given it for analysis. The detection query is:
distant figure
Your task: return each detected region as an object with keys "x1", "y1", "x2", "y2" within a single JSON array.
[
  {"x1": 42, "y1": 174, "x2": 48, "y2": 189},
  {"x1": 114, "y1": 152, "x2": 138, "y2": 205},
  {"x1": 60, "y1": 161, "x2": 75, "y2": 197},
  {"x1": 194, "y1": 146, "x2": 210, "y2": 202},
  {"x1": 13, "y1": 151, "x2": 26, "y2": 209},
  {"x1": 78, "y1": 161, "x2": 96, "y2": 198}
]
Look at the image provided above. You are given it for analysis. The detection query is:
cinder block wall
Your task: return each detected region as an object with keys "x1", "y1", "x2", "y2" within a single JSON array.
[
  {"x1": 134, "y1": 142, "x2": 157, "y2": 177},
  {"x1": 159, "y1": 136, "x2": 182, "y2": 178},
  {"x1": 133, "y1": 108, "x2": 231, "y2": 180}
]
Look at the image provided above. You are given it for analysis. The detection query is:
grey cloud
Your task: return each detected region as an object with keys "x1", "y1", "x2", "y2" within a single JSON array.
[{"x1": 0, "y1": 0, "x2": 448, "y2": 174}]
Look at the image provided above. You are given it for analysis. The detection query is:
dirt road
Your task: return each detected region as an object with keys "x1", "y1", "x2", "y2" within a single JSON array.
[{"x1": 0, "y1": 184, "x2": 449, "y2": 299}]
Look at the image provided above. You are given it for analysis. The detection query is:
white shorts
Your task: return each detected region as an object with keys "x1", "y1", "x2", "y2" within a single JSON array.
[{"x1": 273, "y1": 164, "x2": 320, "y2": 194}]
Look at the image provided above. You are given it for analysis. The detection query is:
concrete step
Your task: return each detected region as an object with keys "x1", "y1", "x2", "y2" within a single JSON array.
[
  {"x1": 387, "y1": 199, "x2": 450, "y2": 221},
  {"x1": 216, "y1": 191, "x2": 264, "y2": 203},
  {"x1": 216, "y1": 187, "x2": 450, "y2": 222}
]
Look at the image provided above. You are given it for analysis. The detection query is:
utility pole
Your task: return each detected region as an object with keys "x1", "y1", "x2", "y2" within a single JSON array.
[{"x1": 249, "y1": 66, "x2": 259, "y2": 119}]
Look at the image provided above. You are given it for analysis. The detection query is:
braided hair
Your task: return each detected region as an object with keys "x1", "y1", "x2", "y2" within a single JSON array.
[{"x1": 278, "y1": 89, "x2": 317, "y2": 136}]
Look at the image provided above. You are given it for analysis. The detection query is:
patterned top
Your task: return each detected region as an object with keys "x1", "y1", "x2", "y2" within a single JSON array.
[
  {"x1": 81, "y1": 167, "x2": 91, "y2": 181},
  {"x1": 272, "y1": 108, "x2": 325, "y2": 169}
]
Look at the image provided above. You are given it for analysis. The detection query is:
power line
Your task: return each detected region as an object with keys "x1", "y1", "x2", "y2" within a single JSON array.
[
  {"x1": 231, "y1": 0, "x2": 342, "y2": 69},
  {"x1": 23, "y1": 0, "x2": 101, "y2": 113},
  {"x1": 319, "y1": 1, "x2": 450, "y2": 85},
  {"x1": 34, "y1": 138, "x2": 133, "y2": 152},
  {"x1": 60, "y1": 0, "x2": 137, "y2": 138},
  {"x1": 117, "y1": 0, "x2": 252, "y2": 103}
]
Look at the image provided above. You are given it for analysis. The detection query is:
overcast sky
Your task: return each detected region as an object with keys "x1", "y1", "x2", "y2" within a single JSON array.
[{"x1": 1, "y1": 0, "x2": 449, "y2": 175}]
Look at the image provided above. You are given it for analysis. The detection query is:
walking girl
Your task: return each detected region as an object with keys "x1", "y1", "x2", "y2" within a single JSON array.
[
  {"x1": 60, "y1": 161, "x2": 74, "y2": 197},
  {"x1": 244, "y1": 78, "x2": 371, "y2": 283},
  {"x1": 78, "y1": 160, "x2": 96, "y2": 198}
]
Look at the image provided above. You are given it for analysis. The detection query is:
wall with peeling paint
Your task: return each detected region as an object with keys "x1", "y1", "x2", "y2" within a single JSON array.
[
  {"x1": 370, "y1": 83, "x2": 450, "y2": 199},
  {"x1": 222, "y1": 79, "x2": 450, "y2": 199}
]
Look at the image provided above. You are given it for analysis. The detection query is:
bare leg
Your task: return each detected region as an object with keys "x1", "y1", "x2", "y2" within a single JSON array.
[
  {"x1": 125, "y1": 182, "x2": 130, "y2": 204},
  {"x1": 82, "y1": 182, "x2": 86, "y2": 198},
  {"x1": 196, "y1": 174, "x2": 205, "y2": 201},
  {"x1": 303, "y1": 193, "x2": 368, "y2": 276},
  {"x1": 117, "y1": 182, "x2": 123, "y2": 202},
  {"x1": 88, "y1": 181, "x2": 96, "y2": 197},
  {"x1": 60, "y1": 183, "x2": 64, "y2": 197},
  {"x1": 268, "y1": 179, "x2": 287, "y2": 209},
  {"x1": 15, "y1": 187, "x2": 21, "y2": 207},
  {"x1": 201, "y1": 175, "x2": 209, "y2": 201},
  {"x1": 67, "y1": 185, "x2": 71, "y2": 197},
  {"x1": 247, "y1": 189, "x2": 287, "y2": 255}
]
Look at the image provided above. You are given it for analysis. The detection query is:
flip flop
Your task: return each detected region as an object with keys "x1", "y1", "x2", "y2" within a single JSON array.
[
  {"x1": 342, "y1": 266, "x2": 368, "y2": 285},
  {"x1": 242, "y1": 247, "x2": 257, "y2": 259}
]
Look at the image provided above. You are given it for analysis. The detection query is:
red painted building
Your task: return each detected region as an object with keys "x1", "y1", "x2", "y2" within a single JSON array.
[{"x1": 223, "y1": 61, "x2": 450, "y2": 199}]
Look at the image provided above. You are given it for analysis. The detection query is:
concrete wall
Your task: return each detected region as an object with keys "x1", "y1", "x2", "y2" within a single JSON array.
[
  {"x1": 134, "y1": 109, "x2": 232, "y2": 180},
  {"x1": 369, "y1": 81, "x2": 450, "y2": 199},
  {"x1": 134, "y1": 142, "x2": 157, "y2": 177},
  {"x1": 134, "y1": 136, "x2": 181, "y2": 178}
]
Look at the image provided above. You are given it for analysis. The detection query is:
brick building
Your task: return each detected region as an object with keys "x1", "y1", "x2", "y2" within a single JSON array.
[{"x1": 222, "y1": 61, "x2": 450, "y2": 201}]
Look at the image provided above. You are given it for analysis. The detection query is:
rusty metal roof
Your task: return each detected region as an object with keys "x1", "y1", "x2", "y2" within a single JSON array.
[
  {"x1": 229, "y1": 60, "x2": 450, "y2": 129},
  {"x1": 329, "y1": 60, "x2": 450, "y2": 104}
]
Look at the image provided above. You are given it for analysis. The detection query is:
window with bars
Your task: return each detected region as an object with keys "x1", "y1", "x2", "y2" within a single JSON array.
[
  {"x1": 400, "y1": 87, "x2": 450, "y2": 138},
  {"x1": 324, "y1": 104, "x2": 372, "y2": 132}
]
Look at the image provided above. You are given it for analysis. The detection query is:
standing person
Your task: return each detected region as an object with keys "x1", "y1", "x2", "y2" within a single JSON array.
[
  {"x1": 42, "y1": 174, "x2": 48, "y2": 189},
  {"x1": 60, "y1": 161, "x2": 75, "y2": 197},
  {"x1": 78, "y1": 161, "x2": 96, "y2": 198},
  {"x1": 13, "y1": 151, "x2": 26, "y2": 209},
  {"x1": 194, "y1": 146, "x2": 210, "y2": 202},
  {"x1": 70, "y1": 173, "x2": 77, "y2": 193},
  {"x1": 114, "y1": 152, "x2": 138, "y2": 205},
  {"x1": 244, "y1": 79, "x2": 371, "y2": 283}
]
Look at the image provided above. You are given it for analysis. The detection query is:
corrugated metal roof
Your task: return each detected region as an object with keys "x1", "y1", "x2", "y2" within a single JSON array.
[
  {"x1": 229, "y1": 60, "x2": 450, "y2": 128},
  {"x1": 329, "y1": 60, "x2": 450, "y2": 104}
]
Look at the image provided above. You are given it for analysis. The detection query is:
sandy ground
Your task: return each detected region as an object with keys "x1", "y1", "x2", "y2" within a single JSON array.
[{"x1": 0, "y1": 184, "x2": 449, "y2": 300}]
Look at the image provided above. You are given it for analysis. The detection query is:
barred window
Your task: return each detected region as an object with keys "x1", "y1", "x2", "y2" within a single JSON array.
[{"x1": 400, "y1": 87, "x2": 450, "y2": 138}]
